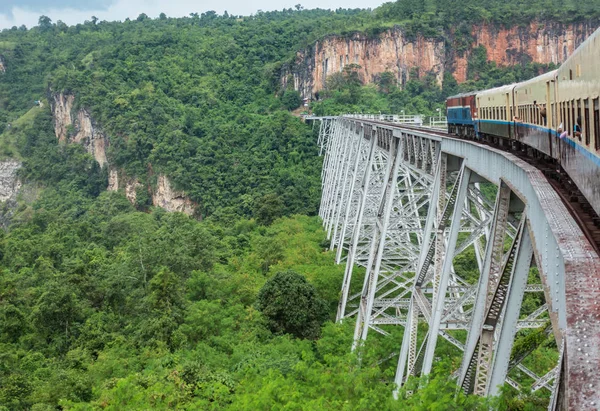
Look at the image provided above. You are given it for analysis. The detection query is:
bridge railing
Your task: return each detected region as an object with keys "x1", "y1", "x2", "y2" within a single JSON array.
[
  {"x1": 345, "y1": 113, "x2": 448, "y2": 129},
  {"x1": 346, "y1": 113, "x2": 424, "y2": 126}
]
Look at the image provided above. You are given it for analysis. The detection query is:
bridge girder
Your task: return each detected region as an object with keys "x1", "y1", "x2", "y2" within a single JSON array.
[{"x1": 317, "y1": 117, "x2": 600, "y2": 410}]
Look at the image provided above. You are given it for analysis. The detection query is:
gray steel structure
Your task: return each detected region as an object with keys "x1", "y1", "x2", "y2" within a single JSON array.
[{"x1": 317, "y1": 117, "x2": 600, "y2": 410}]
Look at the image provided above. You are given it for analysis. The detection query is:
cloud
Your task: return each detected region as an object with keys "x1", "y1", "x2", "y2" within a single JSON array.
[{"x1": 0, "y1": 0, "x2": 116, "y2": 16}]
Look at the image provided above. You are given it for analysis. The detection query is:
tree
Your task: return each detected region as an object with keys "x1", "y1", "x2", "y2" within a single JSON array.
[
  {"x1": 256, "y1": 270, "x2": 328, "y2": 339},
  {"x1": 281, "y1": 88, "x2": 302, "y2": 110},
  {"x1": 255, "y1": 193, "x2": 284, "y2": 225},
  {"x1": 377, "y1": 71, "x2": 396, "y2": 94},
  {"x1": 38, "y1": 15, "x2": 52, "y2": 31}
]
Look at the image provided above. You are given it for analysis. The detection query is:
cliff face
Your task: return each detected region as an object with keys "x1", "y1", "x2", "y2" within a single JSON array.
[
  {"x1": 0, "y1": 55, "x2": 5, "y2": 74},
  {"x1": 51, "y1": 93, "x2": 196, "y2": 215},
  {"x1": 152, "y1": 175, "x2": 196, "y2": 216},
  {"x1": 0, "y1": 160, "x2": 21, "y2": 202},
  {"x1": 283, "y1": 20, "x2": 599, "y2": 98},
  {"x1": 0, "y1": 160, "x2": 21, "y2": 228},
  {"x1": 52, "y1": 93, "x2": 108, "y2": 165}
]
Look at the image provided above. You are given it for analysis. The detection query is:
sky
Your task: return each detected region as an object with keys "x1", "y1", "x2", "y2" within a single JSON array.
[{"x1": 0, "y1": 0, "x2": 386, "y2": 30}]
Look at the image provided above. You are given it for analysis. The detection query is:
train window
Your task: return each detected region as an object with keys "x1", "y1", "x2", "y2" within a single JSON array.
[
  {"x1": 577, "y1": 64, "x2": 581, "y2": 77},
  {"x1": 584, "y1": 99, "x2": 590, "y2": 145},
  {"x1": 569, "y1": 69, "x2": 573, "y2": 80},
  {"x1": 594, "y1": 98, "x2": 599, "y2": 151},
  {"x1": 510, "y1": 106, "x2": 513, "y2": 120}
]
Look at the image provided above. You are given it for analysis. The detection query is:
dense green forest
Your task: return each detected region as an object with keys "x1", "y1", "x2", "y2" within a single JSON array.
[{"x1": 0, "y1": 1, "x2": 573, "y2": 408}]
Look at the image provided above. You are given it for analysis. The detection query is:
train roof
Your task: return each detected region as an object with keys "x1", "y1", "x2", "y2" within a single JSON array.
[
  {"x1": 476, "y1": 83, "x2": 517, "y2": 97},
  {"x1": 447, "y1": 90, "x2": 480, "y2": 99},
  {"x1": 514, "y1": 69, "x2": 558, "y2": 89}
]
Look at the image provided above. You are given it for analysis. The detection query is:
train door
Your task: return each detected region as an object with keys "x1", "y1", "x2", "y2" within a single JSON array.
[
  {"x1": 553, "y1": 73, "x2": 562, "y2": 164},
  {"x1": 506, "y1": 92, "x2": 511, "y2": 139},
  {"x1": 546, "y1": 80, "x2": 553, "y2": 157},
  {"x1": 476, "y1": 97, "x2": 481, "y2": 137},
  {"x1": 469, "y1": 96, "x2": 477, "y2": 138}
]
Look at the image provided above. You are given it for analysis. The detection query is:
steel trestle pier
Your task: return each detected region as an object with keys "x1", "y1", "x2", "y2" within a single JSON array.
[{"x1": 317, "y1": 116, "x2": 600, "y2": 411}]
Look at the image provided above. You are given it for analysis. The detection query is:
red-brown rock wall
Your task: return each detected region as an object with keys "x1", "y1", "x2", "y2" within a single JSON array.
[{"x1": 282, "y1": 20, "x2": 599, "y2": 98}]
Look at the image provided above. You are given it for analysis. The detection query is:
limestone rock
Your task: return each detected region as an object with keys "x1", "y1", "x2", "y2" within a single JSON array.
[
  {"x1": 282, "y1": 21, "x2": 599, "y2": 98},
  {"x1": 0, "y1": 160, "x2": 21, "y2": 202},
  {"x1": 152, "y1": 175, "x2": 195, "y2": 216},
  {"x1": 51, "y1": 93, "x2": 108, "y2": 166}
]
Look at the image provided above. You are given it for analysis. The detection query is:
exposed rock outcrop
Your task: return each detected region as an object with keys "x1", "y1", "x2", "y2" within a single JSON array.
[
  {"x1": 107, "y1": 168, "x2": 119, "y2": 192},
  {"x1": 52, "y1": 93, "x2": 197, "y2": 215},
  {"x1": 0, "y1": 160, "x2": 21, "y2": 202},
  {"x1": 282, "y1": 20, "x2": 599, "y2": 98},
  {"x1": 0, "y1": 55, "x2": 6, "y2": 74},
  {"x1": 51, "y1": 93, "x2": 108, "y2": 166},
  {"x1": 152, "y1": 175, "x2": 196, "y2": 216}
]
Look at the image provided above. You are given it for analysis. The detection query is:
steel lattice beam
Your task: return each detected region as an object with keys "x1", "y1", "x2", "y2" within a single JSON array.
[{"x1": 315, "y1": 117, "x2": 600, "y2": 410}]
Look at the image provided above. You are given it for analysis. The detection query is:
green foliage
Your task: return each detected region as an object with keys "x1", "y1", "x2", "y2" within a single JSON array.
[
  {"x1": 375, "y1": 0, "x2": 600, "y2": 27},
  {"x1": 256, "y1": 270, "x2": 328, "y2": 339},
  {"x1": 281, "y1": 88, "x2": 302, "y2": 110}
]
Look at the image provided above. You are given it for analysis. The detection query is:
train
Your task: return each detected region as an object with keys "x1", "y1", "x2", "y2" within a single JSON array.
[{"x1": 446, "y1": 27, "x2": 600, "y2": 218}]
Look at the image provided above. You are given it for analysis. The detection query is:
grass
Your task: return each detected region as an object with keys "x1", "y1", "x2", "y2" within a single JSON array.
[{"x1": 0, "y1": 101, "x2": 47, "y2": 161}]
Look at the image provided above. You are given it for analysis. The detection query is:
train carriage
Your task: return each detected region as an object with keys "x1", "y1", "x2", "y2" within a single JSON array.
[
  {"x1": 513, "y1": 70, "x2": 558, "y2": 157},
  {"x1": 476, "y1": 84, "x2": 515, "y2": 141},
  {"x1": 446, "y1": 91, "x2": 477, "y2": 138}
]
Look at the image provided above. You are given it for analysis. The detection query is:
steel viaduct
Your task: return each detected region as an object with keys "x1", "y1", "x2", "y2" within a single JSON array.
[{"x1": 314, "y1": 116, "x2": 600, "y2": 410}]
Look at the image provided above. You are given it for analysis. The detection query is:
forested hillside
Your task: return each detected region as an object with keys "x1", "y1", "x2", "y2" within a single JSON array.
[{"x1": 0, "y1": 2, "x2": 571, "y2": 409}]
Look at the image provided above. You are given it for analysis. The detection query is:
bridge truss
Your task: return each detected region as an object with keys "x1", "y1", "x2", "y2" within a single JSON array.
[{"x1": 317, "y1": 117, "x2": 600, "y2": 410}]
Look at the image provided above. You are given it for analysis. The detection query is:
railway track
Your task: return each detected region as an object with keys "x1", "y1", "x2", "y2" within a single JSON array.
[{"x1": 351, "y1": 118, "x2": 600, "y2": 256}]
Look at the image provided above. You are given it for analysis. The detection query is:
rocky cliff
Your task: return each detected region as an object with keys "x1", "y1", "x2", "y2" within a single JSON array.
[
  {"x1": 0, "y1": 55, "x2": 5, "y2": 74},
  {"x1": 0, "y1": 160, "x2": 21, "y2": 202},
  {"x1": 283, "y1": 20, "x2": 599, "y2": 98},
  {"x1": 0, "y1": 160, "x2": 21, "y2": 228},
  {"x1": 52, "y1": 93, "x2": 108, "y2": 165},
  {"x1": 152, "y1": 175, "x2": 196, "y2": 216},
  {"x1": 52, "y1": 93, "x2": 196, "y2": 215}
]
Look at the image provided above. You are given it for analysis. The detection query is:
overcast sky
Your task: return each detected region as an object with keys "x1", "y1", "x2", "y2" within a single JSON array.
[{"x1": 0, "y1": 0, "x2": 385, "y2": 30}]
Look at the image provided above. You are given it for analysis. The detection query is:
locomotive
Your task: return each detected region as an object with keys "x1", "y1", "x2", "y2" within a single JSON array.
[{"x1": 446, "y1": 27, "x2": 600, "y2": 218}]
